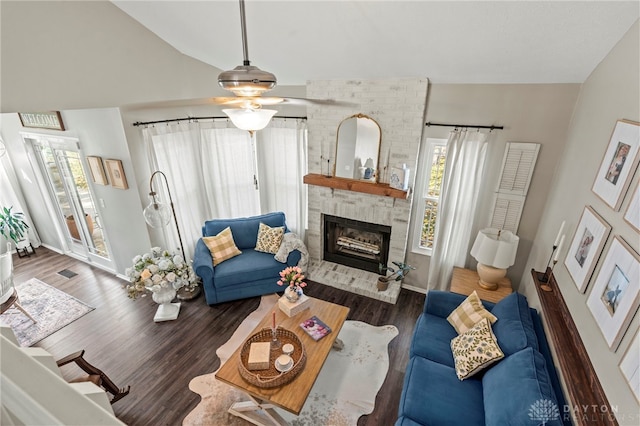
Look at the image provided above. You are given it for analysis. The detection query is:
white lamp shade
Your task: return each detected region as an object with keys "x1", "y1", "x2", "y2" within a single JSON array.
[
  {"x1": 470, "y1": 228, "x2": 519, "y2": 269},
  {"x1": 223, "y1": 108, "x2": 277, "y2": 131},
  {"x1": 364, "y1": 158, "x2": 375, "y2": 168}
]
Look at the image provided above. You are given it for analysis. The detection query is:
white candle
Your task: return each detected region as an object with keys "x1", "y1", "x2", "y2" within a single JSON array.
[
  {"x1": 553, "y1": 235, "x2": 565, "y2": 262},
  {"x1": 554, "y1": 221, "x2": 565, "y2": 247}
]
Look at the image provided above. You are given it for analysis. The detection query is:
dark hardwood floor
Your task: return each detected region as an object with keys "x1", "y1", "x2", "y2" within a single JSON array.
[{"x1": 12, "y1": 247, "x2": 425, "y2": 426}]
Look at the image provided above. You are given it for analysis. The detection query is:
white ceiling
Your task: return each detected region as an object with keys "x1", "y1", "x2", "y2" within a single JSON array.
[{"x1": 112, "y1": 1, "x2": 639, "y2": 85}]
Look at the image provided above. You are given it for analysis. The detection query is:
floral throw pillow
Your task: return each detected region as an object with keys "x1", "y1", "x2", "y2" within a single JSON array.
[
  {"x1": 255, "y1": 223, "x2": 285, "y2": 254},
  {"x1": 450, "y1": 317, "x2": 504, "y2": 380},
  {"x1": 447, "y1": 290, "x2": 497, "y2": 334},
  {"x1": 202, "y1": 227, "x2": 242, "y2": 266}
]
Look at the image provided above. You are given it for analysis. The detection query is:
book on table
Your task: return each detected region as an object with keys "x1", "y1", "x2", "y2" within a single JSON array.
[{"x1": 300, "y1": 315, "x2": 332, "y2": 341}]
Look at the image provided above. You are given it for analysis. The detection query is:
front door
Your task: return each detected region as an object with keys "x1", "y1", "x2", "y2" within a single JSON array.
[{"x1": 24, "y1": 134, "x2": 113, "y2": 271}]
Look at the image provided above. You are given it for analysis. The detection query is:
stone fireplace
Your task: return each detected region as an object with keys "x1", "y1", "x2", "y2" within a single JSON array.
[{"x1": 304, "y1": 78, "x2": 429, "y2": 303}]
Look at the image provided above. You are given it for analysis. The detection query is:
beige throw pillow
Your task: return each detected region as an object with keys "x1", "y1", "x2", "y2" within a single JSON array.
[
  {"x1": 202, "y1": 227, "x2": 242, "y2": 266},
  {"x1": 450, "y1": 317, "x2": 504, "y2": 380},
  {"x1": 255, "y1": 222, "x2": 285, "y2": 254},
  {"x1": 447, "y1": 291, "x2": 497, "y2": 334}
]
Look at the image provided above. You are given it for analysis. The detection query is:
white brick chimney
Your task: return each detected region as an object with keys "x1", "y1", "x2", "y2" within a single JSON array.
[{"x1": 305, "y1": 78, "x2": 429, "y2": 303}]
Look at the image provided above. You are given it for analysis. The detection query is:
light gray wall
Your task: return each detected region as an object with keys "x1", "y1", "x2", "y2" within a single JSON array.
[
  {"x1": 403, "y1": 83, "x2": 581, "y2": 290},
  {"x1": 0, "y1": 108, "x2": 151, "y2": 275},
  {"x1": 0, "y1": 0, "x2": 225, "y2": 113},
  {"x1": 519, "y1": 21, "x2": 639, "y2": 422}
]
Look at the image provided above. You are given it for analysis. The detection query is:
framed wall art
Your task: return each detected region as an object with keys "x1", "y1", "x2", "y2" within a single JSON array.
[
  {"x1": 619, "y1": 329, "x2": 640, "y2": 402},
  {"x1": 86, "y1": 156, "x2": 108, "y2": 186},
  {"x1": 586, "y1": 236, "x2": 640, "y2": 351},
  {"x1": 592, "y1": 119, "x2": 640, "y2": 211},
  {"x1": 564, "y1": 206, "x2": 611, "y2": 293},
  {"x1": 18, "y1": 111, "x2": 65, "y2": 131},
  {"x1": 105, "y1": 159, "x2": 128, "y2": 190},
  {"x1": 623, "y1": 182, "x2": 639, "y2": 233}
]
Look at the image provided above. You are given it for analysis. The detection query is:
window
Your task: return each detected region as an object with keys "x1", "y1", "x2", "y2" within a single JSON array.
[{"x1": 411, "y1": 138, "x2": 447, "y2": 255}]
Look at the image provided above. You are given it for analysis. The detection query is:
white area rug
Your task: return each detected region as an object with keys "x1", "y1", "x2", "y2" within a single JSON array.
[{"x1": 184, "y1": 294, "x2": 398, "y2": 425}]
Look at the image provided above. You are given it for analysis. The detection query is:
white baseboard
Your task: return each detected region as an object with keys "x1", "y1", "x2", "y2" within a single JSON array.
[{"x1": 400, "y1": 283, "x2": 428, "y2": 295}]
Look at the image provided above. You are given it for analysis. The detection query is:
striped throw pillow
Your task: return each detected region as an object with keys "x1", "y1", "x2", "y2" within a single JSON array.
[
  {"x1": 202, "y1": 227, "x2": 242, "y2": 266},
  {"x1": 447, "y1": 291, "x2": 497, "y2": 334}
]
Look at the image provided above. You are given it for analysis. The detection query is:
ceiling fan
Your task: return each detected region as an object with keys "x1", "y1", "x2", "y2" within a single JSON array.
[{"x1": 213, "y1": 0, "x2": 351, "y2": 131}]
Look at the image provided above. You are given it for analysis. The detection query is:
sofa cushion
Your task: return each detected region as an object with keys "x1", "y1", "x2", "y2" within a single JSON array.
[
  {"x1": 203, "y1": 212, "x2": 287, "y2": 249},
  {"x1": 398, "y1": 356, "x2": 485, "y2": 425},
  {"x1": 409, "y1": 313, "x2": 457, "y2": 368},
  {"x1": 255, "y1": 222, "x2": 284, "y2": 254},
  {"x1": 490, "y1": 292, "x2": 539, "y2": 355},
  {"x1": 483, "y1": 347, "x2": 562, "y2": 426},
  {"x1": 202, "y1": 227, "x2": 242, "y2": 266},
  {"x1": 451, "y1": 318, "x2": 504, "y2": 380},
  {"x1": 447, "y1": 291, "x2": 497, "y2": 334},
  {"x1": 213, "y1": 249, "x2": 283, "y2": 288}
]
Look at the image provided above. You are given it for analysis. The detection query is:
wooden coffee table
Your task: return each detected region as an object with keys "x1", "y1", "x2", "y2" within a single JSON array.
[{"x1": 215, "y1": 296, "x2": 350, "y2": 426}]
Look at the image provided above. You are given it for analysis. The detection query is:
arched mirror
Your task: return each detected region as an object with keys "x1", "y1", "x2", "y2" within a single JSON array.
[{"x1": 334, "y1": 114, "x2": 381, "y2": 182}]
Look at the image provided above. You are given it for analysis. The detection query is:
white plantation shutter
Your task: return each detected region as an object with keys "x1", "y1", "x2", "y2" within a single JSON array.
[{"x1": 489, "y1": 142, "x2": 540, "y2": 233}]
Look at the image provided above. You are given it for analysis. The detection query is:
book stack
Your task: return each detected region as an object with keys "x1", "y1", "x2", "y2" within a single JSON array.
[
  {"x1": 247, "y1": 341, "x2": 271, "y2": 370},
  {"x1": 278, "y1": 293, "x2": 311, "y2": 317}
]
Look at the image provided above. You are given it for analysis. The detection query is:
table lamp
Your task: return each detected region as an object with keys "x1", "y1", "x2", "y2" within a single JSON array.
[{"x1": 470, "y1": 228, "x2": 519, "y2": 290}]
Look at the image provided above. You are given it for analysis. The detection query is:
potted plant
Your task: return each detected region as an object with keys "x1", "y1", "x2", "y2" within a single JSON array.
[
  {"x1": 0, "y1": 206, "x2": 30, "y2": 249},
  {"x1": 377, "y1": 261, "x2": 415, "y2": 291}
]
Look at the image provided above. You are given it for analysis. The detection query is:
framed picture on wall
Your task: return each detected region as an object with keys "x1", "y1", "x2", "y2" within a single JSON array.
[
  {"x1": 105, "y1": 159, "x2": 128, "y2": 190},
  {"x1": 586, "y1": 236, "x2": 640, "y2": 351},
  {"x1": 18, "y1": 111, "x2": 65, "y2": 131},
  {"x1": 623, "y1": 182, "x2": 640, "y2": 233},
  {"x1": 86, "y1": 156, "x2": 108, "y2": 185},
  {"x1": 591, "y1": 119, "x2": 640, "y2": 211},
  {"x1": 564, "y1": 206, "x2": 611, "y2": 293},
  {"x1": 619, "y1": 329, "x2": 640, "y2": 402}
]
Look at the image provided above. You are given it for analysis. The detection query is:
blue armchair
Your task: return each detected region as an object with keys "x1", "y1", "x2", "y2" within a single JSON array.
[{"x1": 193, "y1": 212, "x2": 302, "y2": 305}]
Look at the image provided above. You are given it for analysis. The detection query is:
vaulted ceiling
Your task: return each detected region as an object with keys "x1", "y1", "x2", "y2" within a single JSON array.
[{"x1": 112, "y1": 1, "x2": 639, "y2": 85}]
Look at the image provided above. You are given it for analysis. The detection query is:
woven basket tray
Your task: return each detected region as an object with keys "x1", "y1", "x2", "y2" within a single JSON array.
[{"x1": 238, "y1": 327, "x2": 306, "y2": 388}]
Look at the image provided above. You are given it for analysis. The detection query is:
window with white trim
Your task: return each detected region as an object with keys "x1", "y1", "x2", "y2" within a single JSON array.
[{"x1": 411, "y1": 138, "x2": 447, "y2": 255}]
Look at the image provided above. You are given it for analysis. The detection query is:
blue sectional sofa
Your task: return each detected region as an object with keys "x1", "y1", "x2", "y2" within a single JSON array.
[
  {"x1": 193, "y1": 212, "x2": 302, "y2": 305},
  {"x1": 396, "y1": 290, "x2": 569, "y2": 426}
]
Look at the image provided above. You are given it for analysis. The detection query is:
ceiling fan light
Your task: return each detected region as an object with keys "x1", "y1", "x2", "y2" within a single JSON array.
[{"x1": 223, "y1": 108, "x2": 277, "y2": 132}]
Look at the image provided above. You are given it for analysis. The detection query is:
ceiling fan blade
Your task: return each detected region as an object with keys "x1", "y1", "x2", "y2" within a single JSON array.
[{"x1": 280, "y1": 97, "x2": 359, "y2": 107}]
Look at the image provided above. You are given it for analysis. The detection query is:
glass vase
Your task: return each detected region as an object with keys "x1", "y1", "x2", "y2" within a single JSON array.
[{"x1": 284, "y1": 285, "x2": 302, "y2": 302}]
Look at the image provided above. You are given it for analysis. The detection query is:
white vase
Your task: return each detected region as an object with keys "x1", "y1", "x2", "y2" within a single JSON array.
[
  {"x1": 285, "y1": 286, "x2": 302, "y2": 302},
  {"x1": 151, "y1": 286, "x2": 180, "y2": 322}
]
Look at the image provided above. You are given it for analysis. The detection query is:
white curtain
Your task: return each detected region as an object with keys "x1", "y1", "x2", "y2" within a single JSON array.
[
  {"x1": 428, "y1": 129, "x2": 488, "y2": 290},
  {"x1": 256, "y1": 119, "x2": 308, "y2": 240},
  {"x1": 0, "y1": 147, "x2": 41, "y2": 253},
  {"x1": 143, "y1": 118, "x2": 307, "y2": 260}
]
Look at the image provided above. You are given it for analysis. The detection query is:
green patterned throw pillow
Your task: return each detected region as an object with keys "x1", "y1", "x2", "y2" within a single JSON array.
[
  {"x1": 450, "y1": 317, "x2": 504, "y2": 380},
  {"x1": 255, "y1": 222, "x2": 285, "y2": 254}
]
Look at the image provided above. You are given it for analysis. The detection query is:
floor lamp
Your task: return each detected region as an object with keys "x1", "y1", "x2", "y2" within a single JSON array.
[{"x1": 143, "y1": 170, "x2": 185, "y2": 322}]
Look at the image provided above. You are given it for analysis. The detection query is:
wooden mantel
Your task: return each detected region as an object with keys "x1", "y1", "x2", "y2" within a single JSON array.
[
  {"x1": 303, "y1": 173, "x2": 408, "y2": 199},
  {"x1": 532, "y1": 268, "x2": 618, "y2": 426}
]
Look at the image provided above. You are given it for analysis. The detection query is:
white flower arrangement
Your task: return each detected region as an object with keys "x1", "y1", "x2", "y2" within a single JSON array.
[{"x1": 124, "y1": 247, "x2": 197, "y2": 299}]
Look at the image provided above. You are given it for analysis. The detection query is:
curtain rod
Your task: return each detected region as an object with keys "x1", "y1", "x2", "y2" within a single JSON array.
[
  {"x1": 132, "y1": 115, "x2": 307, "y2": 127},
  {"x1": 425, "y1": 122, "x2": 504, "y2": 130}
]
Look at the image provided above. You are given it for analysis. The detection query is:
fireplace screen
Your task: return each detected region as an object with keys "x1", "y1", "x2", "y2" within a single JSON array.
[{"x1": 323, "y1": 215, "x2": 391, "y2": 274}]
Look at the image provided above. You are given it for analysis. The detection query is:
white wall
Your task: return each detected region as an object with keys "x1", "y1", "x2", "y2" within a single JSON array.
[
  {"x1": 520, "y1": 21, "x2": 640, "y2": 423},
  {"x1": 403, "y1": 83, "x2": 581, "y2": 290}
]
